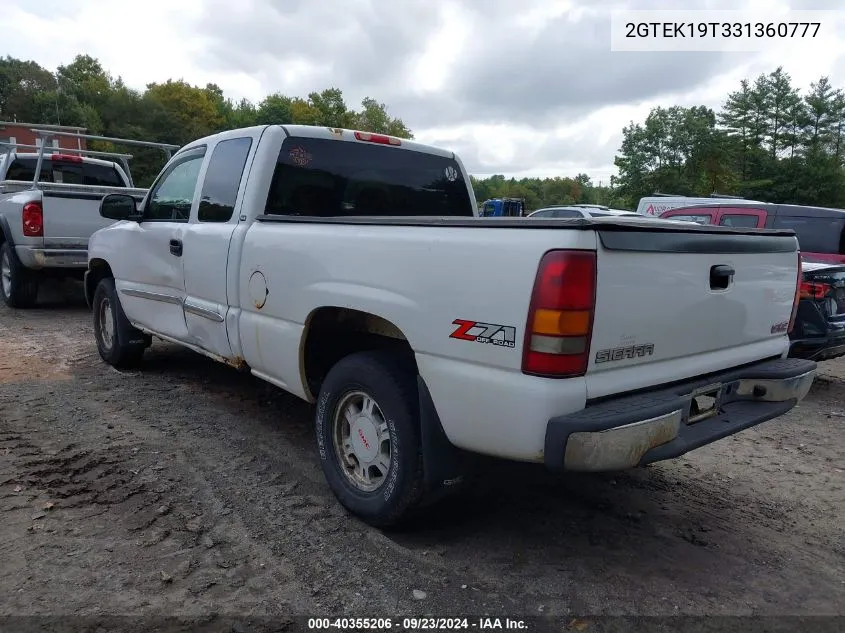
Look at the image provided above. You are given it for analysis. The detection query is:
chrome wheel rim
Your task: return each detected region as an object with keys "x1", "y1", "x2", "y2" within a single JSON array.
[
  {"x1": 1, "y1": 250, "x2": 11, "y2": 297},
  {"x1": 98, "y1": 297, "x2": 115, "y2": 351},
  {"x1": 332, "y1": 390, "x2": 392, "y2": 492}
]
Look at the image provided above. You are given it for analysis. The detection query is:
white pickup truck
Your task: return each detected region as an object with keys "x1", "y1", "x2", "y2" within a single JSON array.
[
  {"x1": 0, "y1": 151, "x2": 142, "y2": 306},
  {"x1": 0, "y1": 131, "x2": 178, "y2": 308},
  {"x1": 86, "y1": 124, "x2": 817, "y2": 526}
]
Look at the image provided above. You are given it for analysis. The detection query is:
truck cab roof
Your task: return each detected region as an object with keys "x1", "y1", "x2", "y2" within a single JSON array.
[
  {"x1": 5, "y1": 152, "x2": 122, "y2": 169},
  {"x1": 0, "y1": 151, "x2": 131, "y2": 188},
  {"x1": 178, "y1": 125, "x2": 456, "y2": 160}
]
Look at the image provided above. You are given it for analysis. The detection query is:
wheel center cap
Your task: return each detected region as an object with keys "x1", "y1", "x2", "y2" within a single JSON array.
[{"x1": 350, "y1": 416, "x2": 379, "y2": 463}]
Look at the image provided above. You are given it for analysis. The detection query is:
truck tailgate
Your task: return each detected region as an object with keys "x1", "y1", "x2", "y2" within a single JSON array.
[
  {"x1": 586, "y1": 228, "x2": 799, "y2": 399},
  {"x1": 42, "y1": 193, "x2": 114, "y2": 249}
]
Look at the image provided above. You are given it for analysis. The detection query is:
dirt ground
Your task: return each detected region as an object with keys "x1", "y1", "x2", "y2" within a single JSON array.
[{"x1": 0, "y1": 281, "x2": 843, "y2": 629}]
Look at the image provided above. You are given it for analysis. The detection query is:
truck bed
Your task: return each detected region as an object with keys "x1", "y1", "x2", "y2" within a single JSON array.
[{"x1": 238, "y1": 214, "x2": 800, "y2": 461}]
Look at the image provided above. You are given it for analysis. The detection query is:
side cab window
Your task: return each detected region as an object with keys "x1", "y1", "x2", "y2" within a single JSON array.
[
  {"x1": 198, "y1": 137, "x2": 254, "y2": 223},
  {"x1": 143, "y1": 148, "x2": 207, "y2": 222},
  {"x1": 660, "y1": 209, "x2": 715, "y2": 224},
  {"x1": 716, "y1": 207, "x2": 767, "y2": 228}
]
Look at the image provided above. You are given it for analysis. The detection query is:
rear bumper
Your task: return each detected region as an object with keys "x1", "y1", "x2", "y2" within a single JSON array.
[
  {"x1": 16, "y1": 246, "x2": 88, "y2": 269},
  {"x1": 544, "y1": 357, "x2": 816, "y2": 472}
]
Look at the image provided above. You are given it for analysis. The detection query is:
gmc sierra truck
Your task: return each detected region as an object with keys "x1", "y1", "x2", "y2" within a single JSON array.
[{"x1": 85, "y1": 124, "x2": 816, "y2": 526}]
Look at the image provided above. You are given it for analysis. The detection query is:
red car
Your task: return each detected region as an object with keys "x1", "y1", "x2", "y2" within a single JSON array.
[{"x1": 659, "y1": 201, "x2": 845, "y2": 264}]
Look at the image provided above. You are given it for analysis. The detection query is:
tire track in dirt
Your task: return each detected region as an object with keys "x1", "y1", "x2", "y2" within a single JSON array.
[
  {"x1": 67, "y1": 349, "x2": 521, "y2": 615},
  {"x1": 0, "y1": 371, "x2": 309, "y2": 617}
]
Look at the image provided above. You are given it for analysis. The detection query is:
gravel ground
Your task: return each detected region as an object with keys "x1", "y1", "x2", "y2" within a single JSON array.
[{"x1": 0, "y1": 281, "x2": 843, "y2": 630}]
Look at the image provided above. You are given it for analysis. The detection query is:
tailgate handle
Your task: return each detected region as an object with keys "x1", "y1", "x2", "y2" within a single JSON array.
[{"x1": 710, "y1": 264, "x2": 734, "y2": 290}]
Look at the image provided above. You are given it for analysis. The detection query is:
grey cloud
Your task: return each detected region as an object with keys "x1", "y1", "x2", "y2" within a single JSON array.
[
  {"x1": 186, "y1": 0, "x2": 768, "y2": 177},
  {"x1": 193, "y1": 0, "x2": 440, "y2": 105},
  {"x1": 13, "y1": 0, "x2": 842, "y2": 179},
  {"x1": 192, "y1": 0, "x2": 745, "y2": 131},
  {"x1": 424, "y1": 124, "x2": 623, "y2": 176},
  {"x1": 391, "y1": 12, "x2": 741, "y2": 129}
]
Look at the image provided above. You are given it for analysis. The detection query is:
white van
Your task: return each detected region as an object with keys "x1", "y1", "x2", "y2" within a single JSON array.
[{"x1": 635, "y1": 195, "x2": 755, "y2": 217}]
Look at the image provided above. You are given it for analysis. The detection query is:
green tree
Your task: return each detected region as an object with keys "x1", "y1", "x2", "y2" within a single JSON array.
[
  {"x1": 613, "y1": 105, "x2": 726, "y2": 204},
  {"x1": 307, "y1": 87, "x2": 353, "y2": 128},
  {"x1": 256, "y1": 93, "x2": 293, "y2": 125},
  {"x1": 228, "y1": 98, "x2": 258, "y2": 129},
  {"x1": 764, "y1": 67, "x2": 802, "y2": 159},
  {"x1": 57, "y1": 55, "x2": 111, "y2": 111},
  {"x1": 830, "y1": 91, "x2": 845, "y2": 164},
  {"x1": 290, "y1": 97, "x2": 319, "y2": 125},
  {"x1": 353, "y1": 97, "x2": 413, "y2": 138},
  {"x1": 0, "y1": 54, "x2": 422, "y2": 188},
  {"x1": 802, "y1": 76, "x2": 838, "y2": 151},
  {"x1": 720, "y1": 79, "x2": 755, "y2": 180},
  {"x1": 143, "y1": 79, "x2": 223, "y2": 143},
  {"x1": 0, "y1": 56, "x2": 58, "y2": 122}
]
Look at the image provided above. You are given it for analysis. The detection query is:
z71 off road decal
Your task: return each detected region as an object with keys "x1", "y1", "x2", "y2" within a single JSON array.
[{"x1": 450, "y1": 319, "x2": 516, "y2": 348}]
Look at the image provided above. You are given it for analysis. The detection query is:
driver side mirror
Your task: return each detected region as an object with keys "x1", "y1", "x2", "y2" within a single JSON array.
[{"x1": 100, "y1": 193, "x2": 141, "y2": 221}]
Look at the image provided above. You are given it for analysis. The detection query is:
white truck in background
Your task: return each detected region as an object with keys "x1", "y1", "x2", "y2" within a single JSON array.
[
  {"x1": 86, "y1": 124, "x2": 816, "y2": 527},
  {"x1": 636, "y1": 193, "x2": 761, "y2": 218},
  {"x1": 0, "y1": 129, "x2": 178, "y2": 307}
]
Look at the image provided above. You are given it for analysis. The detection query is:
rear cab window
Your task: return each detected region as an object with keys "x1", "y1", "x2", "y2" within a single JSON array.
[
  {"x1": 5, "y1": 157, "x2": 125, "y2": 187},
  {"x1": 264, "y1": 138, "x2": 474, "y2": 217}
]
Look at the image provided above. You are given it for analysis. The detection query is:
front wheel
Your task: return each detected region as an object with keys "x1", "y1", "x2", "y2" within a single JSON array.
[
  {"x1": 0, "y1": 242, "x2": 39, "y2": 308},
  {"x1": 92, "y1": 277, "x2": 147, "y2": 368},
  {"x1": 315, "y1": 350, "x2": 425, "y2": 527}
]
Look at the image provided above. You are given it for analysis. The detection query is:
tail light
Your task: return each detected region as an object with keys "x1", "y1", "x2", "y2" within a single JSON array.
[
  {"x1": 22, "y1": 201, "x2": 44, "y2": 237},
  {"x1": 354, "y1": 131, "x2": 401, "y2": 146},
  {"x1": 788, "y1": 253, "x2": 802, "y2": 334},
  {"x1": 522, "y1": 250, "x2": 597, "y2": 377},
  {"x1": 799, "y1": 280, "x2": 831, "y2": 299}
]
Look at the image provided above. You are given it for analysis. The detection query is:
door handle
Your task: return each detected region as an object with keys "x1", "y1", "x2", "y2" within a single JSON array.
[
  {"x1": 710, "y1": 264, "x2": 734, "y2": 290},
  {"x1": 169, "y1": 238, "x2": 183, "y2": 257}
]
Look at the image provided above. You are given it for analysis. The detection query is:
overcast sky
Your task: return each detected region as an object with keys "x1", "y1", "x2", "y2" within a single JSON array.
[{"x1": 5, "y1": 0, "x2": 845, "y2": 183}]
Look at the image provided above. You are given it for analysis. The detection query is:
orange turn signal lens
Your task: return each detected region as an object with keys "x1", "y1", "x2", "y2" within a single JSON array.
[{"x1": 532, "y1": 309, "x2": 591, "y2": 336}]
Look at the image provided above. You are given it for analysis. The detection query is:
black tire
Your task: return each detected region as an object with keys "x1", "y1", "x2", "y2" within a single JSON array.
[
  {"x1": 92, "y1": 277, "x2": 147, "y2": 368},
  {"x1": 316, "y1": 350, "x2": 424, "y2": 528},
  {"x1": 0, "y1": 241, "x2": 39, "y2": 308}
]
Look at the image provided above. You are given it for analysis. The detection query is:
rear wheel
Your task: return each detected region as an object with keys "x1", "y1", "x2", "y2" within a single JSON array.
[
  {"x1": 315, "y1": 350, "x2": 424, "y2": 527},
  {"x1": 0, "y1": 242, "x2": 39, "y2": 308},
  {"x1": 92, "y1": 277, "x2": 147, "y2": 368}
]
